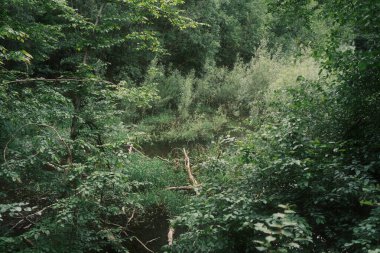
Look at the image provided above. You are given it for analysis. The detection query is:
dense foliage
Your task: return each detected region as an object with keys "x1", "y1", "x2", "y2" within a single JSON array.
[
  {"x1": 1, "y1": 0, "x2": 379, "y2": 252},
  {"x1": 0, "y1": 0, "x2": 194, "y2": 252},
  {"x1": 169, "y1": 1, "x2": 380, "y2": 252}
]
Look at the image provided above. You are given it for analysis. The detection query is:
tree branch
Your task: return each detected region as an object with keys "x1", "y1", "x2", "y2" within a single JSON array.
[
  {"x1": 183, "y1": 148, "x2": 199, "y2": 190},
  {"x1": 168, "y1": 227, "x2": 175, "y2": 246},
  {"x1": 132, "y1": 236, "x2": 155, "y2": 253},
  {"x1": 6, "y1": 204, "x2": 53, "y2": 235},
  {"x1": 166, "y1": 185, "x2": 196, "y2": 191},
  {"x1": 3, "y1": 78, "x2": 115, "y2": 85},
  {"x1": 167, "y1": 149, "x2": 201, "y2": 247}
]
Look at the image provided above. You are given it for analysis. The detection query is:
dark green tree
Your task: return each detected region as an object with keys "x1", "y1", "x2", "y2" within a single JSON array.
[{"x1": 0, "y1": 1, "x2": 196, "y2": 252}]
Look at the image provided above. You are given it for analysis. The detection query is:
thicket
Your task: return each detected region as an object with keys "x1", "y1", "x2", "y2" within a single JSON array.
[
  {"x1": 127, "y1": 49, "x2": 319, "y2": 145},
  {"x1": 0, "y1": 0, "x2": 195, "y2": 252},
  {"x1": 168, "y1": 1, "x2": 380, "y2": 253},
  {"x1": 1, "y1": 0, "x2": 379, "y2": 253}
]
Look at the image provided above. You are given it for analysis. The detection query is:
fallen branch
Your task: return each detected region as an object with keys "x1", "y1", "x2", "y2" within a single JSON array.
[
  {"x1": 183, "y1": 148, "x2": 199, "y2": 191},
  {"x1": 167, "y1": 149, "x2": 201, "y2": 247},
  {"x1": 132, "y1": 236, "x2": 155, "y2": 253},
  {"x1": 156, "y1": 156, "x2": 171, "y2": 163},
  {"x1": 131, "y1": 146, "x2": 150, "y2": 158},
  {"x1": 166, "y1": 186, "x2": 195, "y2": 191},
  {"x1": 168, "y1": 227, "x2": 175, "y2": 246},
  {"x1": 146, "y1": 237, "x2": 160, "y2": 245}
]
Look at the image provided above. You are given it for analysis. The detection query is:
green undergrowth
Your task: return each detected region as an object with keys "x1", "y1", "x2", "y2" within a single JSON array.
[
  {"x1": 126, "y1": 154, "x2": 190, "y2": 216},
  {"x1": 167, "y1": 76, "x2": 380, "y2": 253},
  {"x1": 1, "y1": 0, "x2": 378, "y2": 252},
  {"x1": 125, "y1": 49, "x2": 321, "y2": 150},
  {"x1": 0, "y1": 149, "x2": 190, "y2": 252}
]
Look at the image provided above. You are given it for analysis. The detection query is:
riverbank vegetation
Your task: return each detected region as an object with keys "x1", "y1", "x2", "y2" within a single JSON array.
[{"x1": 1, "y1": 0, "x2": 379, "y2": 252}]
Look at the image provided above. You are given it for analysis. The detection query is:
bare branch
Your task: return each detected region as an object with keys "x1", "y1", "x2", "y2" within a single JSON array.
[
  {"x1": 168, "y1": 227, "x2": 175, "y2": 246},
  {"x1": 166, "y1": 186, "x2": 196, "y2": 191},
  {"x1": 145, "y1": 237, "x2": 160, "y2": 245},
  {"x1": 166, "y1": 149, "x2": 202, "y2": 247},
  {"x1": 131, "y1": 146, "x2": 150, "y2": 158},
  {"x1": 6, "y1": 204, "x2": 53, "y2": 235},
  {"x1": 127, "y1": 209, "x2": 136, "y2": 225},
  {"x1": 3, "y1": 78, "x2": 114, "y2": 85},
  {"x1": 183, "y1": 148, "x2": 200, "y2": 193},
  {"x1": 156, "y1": 156, "x2": 171, "y2": 163},
  {"x1": 132, "y1": 236, "x2": 155, "y2": 253}
]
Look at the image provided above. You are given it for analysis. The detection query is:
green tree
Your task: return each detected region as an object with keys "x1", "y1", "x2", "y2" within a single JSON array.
[{"x1": 0, "y1": 1, "x2": 196, "y2": 252}]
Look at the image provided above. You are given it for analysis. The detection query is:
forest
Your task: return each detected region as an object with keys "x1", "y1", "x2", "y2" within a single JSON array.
[{"x1": 0, "y1": 0, "x2": 379, "y2": 252}]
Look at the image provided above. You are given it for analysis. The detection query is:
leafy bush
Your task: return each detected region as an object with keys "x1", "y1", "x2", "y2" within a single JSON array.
[{"x1": 169, "y1": 77, "x2": 379, "y2": 252}]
